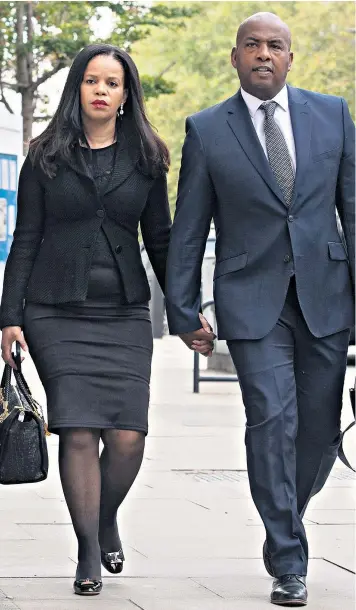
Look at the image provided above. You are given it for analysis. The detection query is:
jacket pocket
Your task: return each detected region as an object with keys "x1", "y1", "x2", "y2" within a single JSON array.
[
  {"x1": 214, "y1": 252, "x2": 248, "y2": 280},
  {"x1": 312, "y1": 147, "x2": 340, "y2": 162},
  {"x1": 328, "y1": 241, "x2": 348, "y2": 261}
]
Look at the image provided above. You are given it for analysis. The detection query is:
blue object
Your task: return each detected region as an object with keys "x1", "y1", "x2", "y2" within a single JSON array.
[{"x1": 0, "y1": 153, "x2": 17, "y2": 262}]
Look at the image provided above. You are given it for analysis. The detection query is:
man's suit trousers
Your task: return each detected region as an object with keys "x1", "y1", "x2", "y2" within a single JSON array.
[{"x1": 228, "y1": 277, "x2": 350, "y2": 576}]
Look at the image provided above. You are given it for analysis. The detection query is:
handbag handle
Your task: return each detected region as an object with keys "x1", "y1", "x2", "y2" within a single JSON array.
[
  {"x1": 0, "y1": 363, "x2": 12, "y2": 403},
  {"x1": 0, "y1": 343, "x2": 46, "y2": 430},
  {"x1": 338, "y1": 386, "x2": 355, "y2": 472},
  {"x1": 14, "y1": 341, "x2": 22, "y2": 373},
  {"x1": 12, "y1": 342, "x2": 32, "y2": 396},
  {"x1": 1, "y1": 342, "x2": 26, "y2": 404}
]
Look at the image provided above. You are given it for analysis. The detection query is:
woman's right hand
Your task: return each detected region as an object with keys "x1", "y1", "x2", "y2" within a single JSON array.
[{"x1": 1, "y1": 326, "x2": 28, "y2": 369}]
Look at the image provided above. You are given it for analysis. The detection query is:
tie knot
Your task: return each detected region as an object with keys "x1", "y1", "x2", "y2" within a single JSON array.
[{"x1": 260, "y1": 101, "x2": 277, "y2": 119}]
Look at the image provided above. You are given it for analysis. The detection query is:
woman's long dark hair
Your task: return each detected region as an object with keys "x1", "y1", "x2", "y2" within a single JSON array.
[{"x1": 30, "y1": 44, "x2": 170, "y2": 178}]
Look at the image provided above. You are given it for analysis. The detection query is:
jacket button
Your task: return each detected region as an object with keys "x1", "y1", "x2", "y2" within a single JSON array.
[
  {"x1": 284, "y1": 254, "x2": 291, "y2": 263},
  {"x1": 96, "y1": 209, "x2": 105, "y2": 218},
  {"x1": 115, "y1": 245, "x2": 122, "y2": 254},
  {"x1": 288, "y1": 215, "x2": 294, "y2": 222}
]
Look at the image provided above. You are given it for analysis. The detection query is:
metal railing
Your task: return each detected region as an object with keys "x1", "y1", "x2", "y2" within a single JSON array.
[
  {"x1": 193, "y1": 299, "x2": 238, "y2": 393},
  {"x1": 193, "y1": 300, "x2": 355, "y2": 392}
]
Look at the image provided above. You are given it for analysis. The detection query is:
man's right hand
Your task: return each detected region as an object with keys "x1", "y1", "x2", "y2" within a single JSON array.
[
  {"x1": 1, "y1": 326, "x2": 28, "y2": 369},
  {"x1": 179, "y1": 313, "x2": 215, "y2": 357}
]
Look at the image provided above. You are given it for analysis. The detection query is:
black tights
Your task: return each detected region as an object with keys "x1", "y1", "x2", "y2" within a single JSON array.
[{"x1": 58, "y1": 428, "x2": 145, "y2": 580}]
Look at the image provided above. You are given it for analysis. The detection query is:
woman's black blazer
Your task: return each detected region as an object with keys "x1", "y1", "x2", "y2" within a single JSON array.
[{"x1": 0, "y1": 134, "x2": 171, "y2": 329}]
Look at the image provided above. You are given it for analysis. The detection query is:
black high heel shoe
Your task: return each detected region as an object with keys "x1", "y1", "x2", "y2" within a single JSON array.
[
  {"x1": 101, "y1": 548, "x2": 125, "y2": 574},
  {"x1": 73, "y1": 578, "x2": 103, "y2": 596}
]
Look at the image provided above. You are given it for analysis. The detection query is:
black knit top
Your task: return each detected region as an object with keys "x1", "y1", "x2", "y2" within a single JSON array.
[{"x1": 81, "y1": 143, "x2": 126, "y2": 305}]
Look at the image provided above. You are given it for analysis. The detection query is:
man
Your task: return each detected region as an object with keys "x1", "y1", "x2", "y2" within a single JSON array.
[{"x1": 166, "y1": 12, "x2": 355, "y2": 607}]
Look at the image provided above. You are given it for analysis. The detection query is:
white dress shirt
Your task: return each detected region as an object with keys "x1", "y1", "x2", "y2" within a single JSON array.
[{"x1": 241, "y1": 86, "x2": 297, "y2": 173}]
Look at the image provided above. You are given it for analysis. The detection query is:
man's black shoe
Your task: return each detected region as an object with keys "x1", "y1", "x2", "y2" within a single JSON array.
[
  {"x1": 263, "y1": 540, "x2": 275, "y2": 577},
  {"x1": 271, "y1": 575, "x2": 307, "y2": 606}
]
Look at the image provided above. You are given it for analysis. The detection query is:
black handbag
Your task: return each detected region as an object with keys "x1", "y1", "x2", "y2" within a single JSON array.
[{"x1": 0, "y1": 343, "x2": 49, "y2": 484}]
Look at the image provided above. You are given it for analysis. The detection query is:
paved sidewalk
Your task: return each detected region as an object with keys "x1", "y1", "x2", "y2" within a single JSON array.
[{"x1": 0, "y1": 336, "x2": 355, "y2": 609}]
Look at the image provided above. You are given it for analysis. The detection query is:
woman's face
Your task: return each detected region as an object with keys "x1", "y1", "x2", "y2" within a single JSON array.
[{"x1": 80, "y1": 54, "x2": 127, "y2": 122}]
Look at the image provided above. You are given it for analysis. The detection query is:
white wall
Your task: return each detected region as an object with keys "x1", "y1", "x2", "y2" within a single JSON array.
[{"x1": 0, "y1": 108, "x2": 23, "y2": 160}]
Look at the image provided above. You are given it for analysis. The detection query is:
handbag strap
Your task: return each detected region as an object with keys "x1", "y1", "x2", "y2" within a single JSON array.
[
  {"x1": 12, "y1": 343, "x2": 44, "y2": 421},
  {"x1": 0, "y1": 364, "x2": 6, "y2": 390},
  {"x1": 1, "y1": 342, "x2": 22, "y2": 402},
  {"x1": 0, "y1": 363, "x2": 12, "y2": 404},
  {"x1": 0, "y1": 362, "x2": 12, "y2": 425},
  {"x1": 14, "y1": 341, "x2": 22, "y2": 373},
  {"x1": 338, "y1": 387, "x2": 355, "y2": 472},
  {"x1": 338, "y1": 420, "x2": 355, "y2": 472},
  {"x1": 1, "y1": 343, "x2": 42, "y2": 422},
  {"x1": 12, "y1": 342, "x2": 31, "y2": 395}
]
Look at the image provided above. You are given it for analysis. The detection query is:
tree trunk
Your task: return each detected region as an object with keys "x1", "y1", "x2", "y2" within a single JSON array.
[
  {"x1": 22, "y1": 89, "x2": 34, "y2": 154},
  {"x1": 16, "y1": 3, "x2": 27, "y2": 88},
  {"x1": 22, "y1": 1, "x2": 35, "y2": 153},
  {"x1": 16, "y1": 1, "x2": 35, "y2": 154}
]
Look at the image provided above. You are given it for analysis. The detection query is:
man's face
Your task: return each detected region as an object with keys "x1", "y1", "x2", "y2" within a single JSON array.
[{"x1": 231, "y1": 18, "x2": 293, "y2": 100}]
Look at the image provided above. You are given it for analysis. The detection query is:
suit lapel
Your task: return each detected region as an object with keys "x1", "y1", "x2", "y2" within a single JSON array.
[
  {"x1": 287, "y1": 86, "x2": 311, "y2": 207},
  {"x1": 67, "y1": 127, "x2": 138, "y2": 196},
  {"x1": 226, "y1": 90, "x2": 286, "y2": 205},
  {"x1": 69, "y1": 144, "x2": 93, "y2": 182},
  {"x1": 103, "y1": 129, "x2": 138, "y2": 196}
]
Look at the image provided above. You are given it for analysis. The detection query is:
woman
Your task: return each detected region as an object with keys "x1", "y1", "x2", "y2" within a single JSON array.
[{"x1": 0, "y1": 44, "x2": 213, "y2": 596}]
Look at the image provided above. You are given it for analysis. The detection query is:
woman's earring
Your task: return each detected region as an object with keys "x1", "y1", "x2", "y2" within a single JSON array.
[{"x1": 119, "y1": 103, "x2": 124, "y2": 116}]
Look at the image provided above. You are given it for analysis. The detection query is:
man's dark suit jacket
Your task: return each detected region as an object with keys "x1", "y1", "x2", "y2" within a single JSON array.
[
  {"x1": 166, "y1": 86, "x2": 355, "y2": 340},
  {"x1": 0, "y1": 132, "x2": 171, "y2": 329}
]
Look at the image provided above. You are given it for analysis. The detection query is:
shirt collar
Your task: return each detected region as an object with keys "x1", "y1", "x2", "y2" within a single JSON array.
[{"x1": 241, "y1": 85, "x2": 289, "y2": 118}]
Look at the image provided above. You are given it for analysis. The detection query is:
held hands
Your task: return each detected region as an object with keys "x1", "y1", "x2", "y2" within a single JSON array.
[
  {"x1": 179, "y1": 313, "x2": 216, "y2": 357},
  {"x1": 1, "y1": 326, "x2": 28, "y2": 369}
]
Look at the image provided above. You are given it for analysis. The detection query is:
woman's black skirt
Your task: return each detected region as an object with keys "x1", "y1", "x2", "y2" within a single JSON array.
[{"x1": 23, "y1": 302, "x2": 153, "y2": 435}]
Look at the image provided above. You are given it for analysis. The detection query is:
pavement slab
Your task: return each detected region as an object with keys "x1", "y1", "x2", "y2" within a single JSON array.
[{"x1": 0, "y1": 335, "x2": 354, "y2": 608}]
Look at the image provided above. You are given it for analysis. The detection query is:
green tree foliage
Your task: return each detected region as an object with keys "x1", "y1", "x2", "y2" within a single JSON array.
[
  {"x1": 0, "y1": 1, "x2": 195, "y2": 151},
  {"x1": 132, "y1": 1, "x2": 355, "y2": 212}
]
